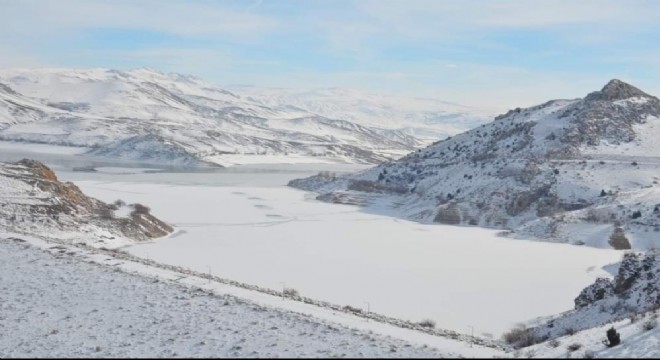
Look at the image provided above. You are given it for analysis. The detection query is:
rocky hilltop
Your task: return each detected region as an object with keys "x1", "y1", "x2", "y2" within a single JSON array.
[
  {"x1": 0, "y1": 159, "x2": 172, "y2": 247},
  {"x1": 290, "y1": 80, "x2": 660, "y2": 249}
]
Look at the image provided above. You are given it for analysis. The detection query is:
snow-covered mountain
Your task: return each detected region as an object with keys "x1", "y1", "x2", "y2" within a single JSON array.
[
  {"x1": 0, "y1": 159, "x2": 172, "y2": 247},
  {"x1": 290, "y1": 79, "x2": 660, "y2": 249},
  {"x1": 229, "y1": 85, "x2": 495, "y2": 140},
  {"x1": 0, "y1": 68, "x2": 489, "y2": 166}
]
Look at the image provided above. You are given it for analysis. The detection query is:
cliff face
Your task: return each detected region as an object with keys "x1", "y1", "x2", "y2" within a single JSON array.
[{"x1": 0, "y1": 159, "x2": 173, "y2": 247}]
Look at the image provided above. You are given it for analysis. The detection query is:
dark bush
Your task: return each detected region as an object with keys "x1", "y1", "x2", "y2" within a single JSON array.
[
  {"x1": 503, "y1": 324, "x2": 541, "y2": 348},
  {"x1": 609, "y1": 227, "x2": 632, "y2": 250},
  {"x1": 282, "y1": 287, "x2": 299, "y2": 298},
  {"x1": 418, "y1": 319, "x2": 436, "y2": 329},
  {"x1": 347, "y1": 179, "x2": 408, "y2": 194},
  {"x1": 567, "y1": 343, "x2": 582, "y2": 352},
  {"x1": 130, "y1": 203, "x2": 151, "y2": 216},
  {"x1": 342, "y1": 305, "x2": 363, "y2": 314},
  {"x1": 604, "y1": 327, "x2": 620, "y2": 347},
  {"x1": 97, "y1": 206, "x2": 114, "y2": 220}
]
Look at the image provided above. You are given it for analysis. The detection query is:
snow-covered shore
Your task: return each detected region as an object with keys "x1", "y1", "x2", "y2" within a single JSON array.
[{"x1": 0, "y1": 235, "x2": 503, "y2": 358}]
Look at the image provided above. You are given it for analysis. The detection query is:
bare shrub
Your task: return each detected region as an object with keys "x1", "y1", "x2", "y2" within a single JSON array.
[
  {"x1": 503, "y1": 324, "x2": 541, "y2": 348},
  {"x1": 642, "y1": 317, "x2": 657, "y2": 331},
  {"x1": 282, "y1": 287, "x2": 299, "y2": 298},
  {"x1": 347, "y1": 179, "x2": 408, "y2": 194},
  {"x1": 130, "y1": 203, "x2": 151, "y2": 216},
  {"x1": 630, "y1": 313, "x2": 641, "y2": 323},
  {"x1": 97, "y1": 206, "x2": 114, "y2": 220},
  {"x1": 567, "y1": 343, "x2": 582, "y2": 352},
  {"x1": 547, "y1": 339, "x2": 561, "y2": 348},
  {"x1": 584, "y1": 208, "x2": 614, "y2": 223},
  {"x1": 342, "y1": 305, "x2": 363, "y2": 314},
  {"x1": 609, "y1": 227, "x2": 631, "y2": 250},
  {"x1": 418, "y1": 319, "x2": 436, "y2": 329},
  {"x1": 564, "y1": 327, "x2": 576, "y2": 336}
]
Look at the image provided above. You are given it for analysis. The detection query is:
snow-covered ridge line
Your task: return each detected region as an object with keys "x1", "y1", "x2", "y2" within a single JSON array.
[
  {"x1": 0, "y1": 67, "x2": 491, "y2": 166},
  {"x1": 3, "y1": 233, "x2": 504, "y2": 357}
]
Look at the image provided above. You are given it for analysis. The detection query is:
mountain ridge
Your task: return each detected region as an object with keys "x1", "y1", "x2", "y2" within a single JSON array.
[{"x1": 0, "y1": 67, "x2": 491, "y2": 166}]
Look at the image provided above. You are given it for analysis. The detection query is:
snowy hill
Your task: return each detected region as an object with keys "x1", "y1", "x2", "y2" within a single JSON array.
[
  {"x1": 230, "y1": 85, "x2": 495, "y2": 140},
  {"x1": 0, "y1": 68, "x2": 488, "y2": 166},
  {"x1": 290, "y1": 79, "x2": 660, "y2": 249},
  {"x1": 0, "y1": 159, "x2": 172, "y2": 247}
]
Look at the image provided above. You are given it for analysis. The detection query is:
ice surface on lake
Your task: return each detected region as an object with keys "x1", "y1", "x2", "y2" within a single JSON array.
[{"x1": 63, "y1": 165, "x2": 622, "y2": 337}]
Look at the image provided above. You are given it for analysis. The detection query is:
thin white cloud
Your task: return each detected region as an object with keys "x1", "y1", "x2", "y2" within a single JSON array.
[
  {"x1": 0, "y1": 0, "x2": 279, "y2": 39},
  {"x1": 359, "y1": 0, "x2": 660, "y2": 30}
]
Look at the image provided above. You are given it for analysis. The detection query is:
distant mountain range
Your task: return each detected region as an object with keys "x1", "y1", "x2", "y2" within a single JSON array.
[
  {"x1": 0, "y1": 68, "x2": 492, "y2": 166},
  {"x1": 291, "y1": 79, "x2": 660, "y2": 249}
]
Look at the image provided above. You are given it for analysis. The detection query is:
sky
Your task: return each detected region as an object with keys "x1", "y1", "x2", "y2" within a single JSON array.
[{"x1": 1, "y1": 0, "x2": 659, "y2": 109}]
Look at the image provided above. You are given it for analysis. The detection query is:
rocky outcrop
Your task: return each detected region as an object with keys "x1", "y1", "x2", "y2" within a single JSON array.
[
  {"x1": 585, "y1": 79, "x2": 657, "y2": 102},
  {"x1": 525, "y1": 251, "x2": 660, "y2": 341},
  {"x1": 0, "y1": 159, "x2": 173, "y2": 246}
]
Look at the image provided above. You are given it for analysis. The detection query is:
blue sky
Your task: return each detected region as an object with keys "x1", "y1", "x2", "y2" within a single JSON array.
[{"x1": 1, "y1": 0, "x2": 659, "y2": 108}]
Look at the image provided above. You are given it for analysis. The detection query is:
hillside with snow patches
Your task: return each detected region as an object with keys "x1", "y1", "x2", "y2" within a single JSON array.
[
  {"x1": 0, "y1": 68, "x2": 490, "y2": 167},
  {"x1": 0, "y1": 159, "x2": 172, "y2": 247},
  {"x1": 290, "y1": 79, "x2": 660, "y2": 250}
]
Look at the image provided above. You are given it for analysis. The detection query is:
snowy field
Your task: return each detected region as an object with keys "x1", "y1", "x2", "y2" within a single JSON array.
[
  {"x1": 57, "y1": 165, "x2": 623, "y2": 338},
  {"x1": 0, "y1": 238, "x2": 460, "y2": 358}
]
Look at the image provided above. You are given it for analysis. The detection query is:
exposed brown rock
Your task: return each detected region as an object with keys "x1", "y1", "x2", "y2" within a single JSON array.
[{"x1": 1, "y1": 159, "x2": 174, "y2": 242}]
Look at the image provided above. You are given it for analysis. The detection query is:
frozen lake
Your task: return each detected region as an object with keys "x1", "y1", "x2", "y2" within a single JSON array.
[{"x1": 55, "y1": 164, "x2": 623, "y2": 338}]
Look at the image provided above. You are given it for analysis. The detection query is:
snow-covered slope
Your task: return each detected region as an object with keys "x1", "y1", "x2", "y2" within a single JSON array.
[
  {"x1": 230, "y1": 85, "x2": 495, "y2": 140},
  {"x1": 0, "y1": 68, "x2": 482, "y2": 166},
  {"x1": 0, "y1": 238, "x2": 459, "y2": 358},
  {"x1": 0, "y1": 159, "x2": 172, "y2": 247},
  {"x1": 503, "y1": 250, "x2": 659, "y2": 357},
  {"x1": 291, "y1": 79, "x2": 660, "y2": 249},
  {"x1": 524, "y1": 310, "x2": 659, "y2": 358},
  {"x1": 535, "y1": 250, "x2": 660, "y2": 340}
]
